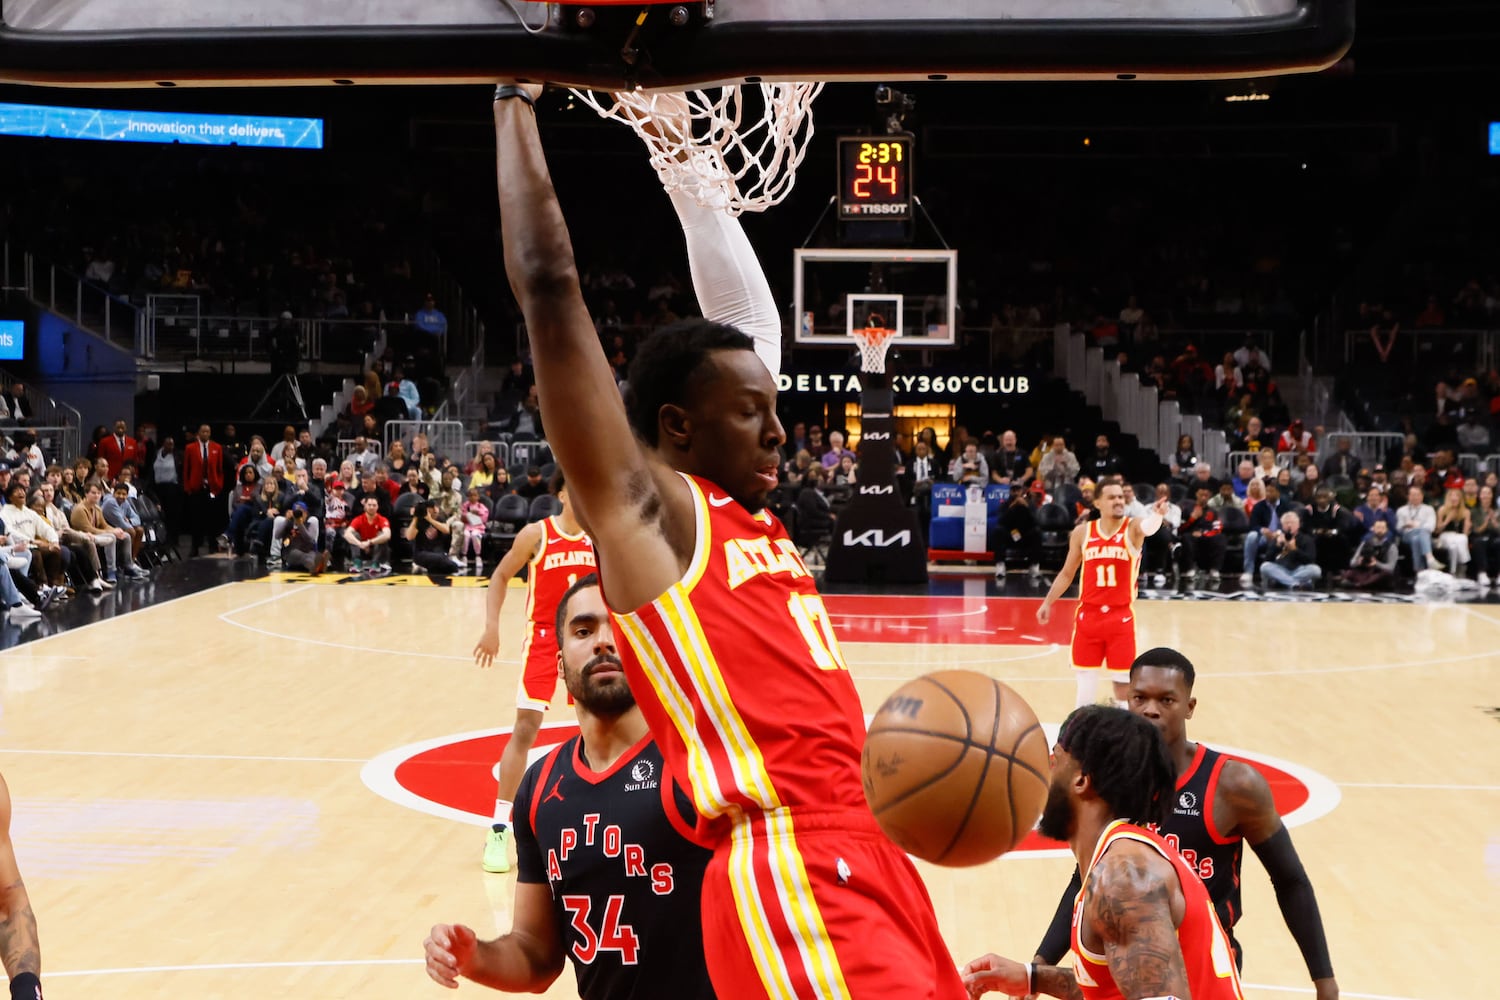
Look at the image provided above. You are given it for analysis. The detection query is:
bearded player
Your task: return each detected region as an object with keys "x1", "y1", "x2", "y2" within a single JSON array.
[
  {"x1": 1037, "y1": 479, "x2": 1168, "y2": 708},
  {"x1": 963, "y1": 706, "x2": 1245, "y2": 1000},
  {"x1": 494, "y1": 83, "x2": 964, "y2": 998},
  {"x1": 428, "y1": 575, "x2": 715, "y2": 998},
  {"x1": 1029, "y1": 648, "x2": 1338, "y2": 1000},
  {"x1": 473, "y1": 469, "x2": 595, "y2": 873}
]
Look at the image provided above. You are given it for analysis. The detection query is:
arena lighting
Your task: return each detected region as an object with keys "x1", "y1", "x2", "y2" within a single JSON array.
[
  {"x1": 1489, "y1": 122, "x2": 1500, "y2": 156},
  {"x1": 1224, "y1": 91, "x2": 1271, "y2": 102},
  {"x1": 0, "y1": 102, "x2": 323, "y2": 148}
]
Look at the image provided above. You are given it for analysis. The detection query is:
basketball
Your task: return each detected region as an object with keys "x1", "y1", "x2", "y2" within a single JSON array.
[{"x1": 861, "y1": 671, "x2": 1050, "y2": 867}]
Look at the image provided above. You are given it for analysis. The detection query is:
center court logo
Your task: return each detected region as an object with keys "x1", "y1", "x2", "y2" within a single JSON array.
[{"x1": 362, "y1": 721, "x2": 1340, "y2": 855}]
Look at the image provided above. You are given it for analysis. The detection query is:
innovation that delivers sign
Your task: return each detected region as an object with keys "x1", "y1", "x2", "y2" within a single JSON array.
[{"x1": 0, "y1": 102, "x2": 324, "y2": 149}]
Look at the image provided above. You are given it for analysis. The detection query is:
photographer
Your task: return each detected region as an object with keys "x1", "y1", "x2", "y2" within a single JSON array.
[
  {"x1": 1259, "y1": 510, "x2": 1321, "y2": 590},
  {"x1": 1338, "y1": 518, "x2": 1399, "y2": 590},
  {"x1": 1307, "y1": 486, "x2": 1358, "y2": 578},
  {"x1": 274, "y1": 502, "x2": 328, "y2": 575},
  {"x1": 404, "y1": 497, "x2": 462, "y2": 576}
]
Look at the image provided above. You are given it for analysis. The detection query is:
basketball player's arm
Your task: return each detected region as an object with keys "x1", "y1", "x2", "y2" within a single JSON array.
[
  {"x1": 1224, "y1": 761, "x2": 1338, "y2": 998},
  {"x1": 473, "y1": 521, "x2": 544, "y2": 668},
  {"x1": 1037, "y1": 524, "x2": 1086, "y2": 624},
  {"x1": 0, "y1": 774, "x2": 41, "y2": 991},
  {"x1": 1131, "y1": 499, "x2": 1169, "y2": 545},
  {"x1": 424, "y1": 883, "x2": 565, "y2": 992},
  {"x1": 1086, "y1": 845, "x2": 1191, "y2": 998},
  {"x1": 494, "y1": 90, "x2": 689, "y2": 607}
]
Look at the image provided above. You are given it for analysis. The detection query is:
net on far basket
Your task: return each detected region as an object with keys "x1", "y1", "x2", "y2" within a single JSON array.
[
  {"x1": 569, "y1": 83, "x2": 823, "y2": 216},
  {"x1": 851, "y1": 324, "x2": 898, "y2": 375}
]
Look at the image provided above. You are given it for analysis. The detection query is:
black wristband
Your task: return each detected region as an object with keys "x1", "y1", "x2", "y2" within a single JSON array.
[
  {"x1": 9, "y1": 971, "x2": 40, "y2": 1000},
  {"x1": 493, "y1": 85, "x2": 536, "y2": 108}
]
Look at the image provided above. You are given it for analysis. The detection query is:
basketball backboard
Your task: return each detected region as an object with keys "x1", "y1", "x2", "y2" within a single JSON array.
[
  {"x1": 0, "y1": 1, "x2": 1353, "y2": 89},
  {"x1": 794, "y1": 249, "x2": 957, "y2": 348}
]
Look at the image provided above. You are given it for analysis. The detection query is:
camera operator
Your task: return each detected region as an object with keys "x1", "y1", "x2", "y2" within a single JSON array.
[
  {"x1": 274, "y1": 501, "x2": 328, "y2": 575},
  {"x1": 405, "y1": 497, "x2": 462, "y2": 576}
]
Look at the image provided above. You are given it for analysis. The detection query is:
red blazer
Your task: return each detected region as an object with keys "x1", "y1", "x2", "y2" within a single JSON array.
[
  {"x1": 183, "y1": 440, "x2": 225, "y2": 496},
  {"x1": 98, "y1": 434, "x2": 144, "y2": 479}
]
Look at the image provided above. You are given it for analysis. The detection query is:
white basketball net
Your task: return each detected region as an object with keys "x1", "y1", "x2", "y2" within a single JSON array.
[
  {"x1": 569, "y1": 83, "x2": 824, "y2": 216},
  {"x1": 852, "y1": 327, "x2": 898, "y2": 374}
]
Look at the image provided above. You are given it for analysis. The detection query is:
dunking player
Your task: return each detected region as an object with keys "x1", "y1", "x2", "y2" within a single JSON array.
[
  {"x1": 1029, "y1": 648, "x2": 1338, "y2": 999},
  {"x1": 1037, "y1": 480, "x2": 1168, "y2": 708},
  {"x1": 494, "y1": 84, "x2": 964, "y2": 998},
  {"x1": 472, "y1": 469, "x2": 595, "y2": 873},
  {"x1": 963, "y1": 706, "x2": 1244, "y2": 1000},
  {"x1": 427, "y1": 575, "x2": 715, "y2": 997}
]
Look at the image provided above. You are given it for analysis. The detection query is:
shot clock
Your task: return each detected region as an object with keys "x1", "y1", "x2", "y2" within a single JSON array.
[{"x1": 838, "y1": 135, "x2": 913, "y2": 221}]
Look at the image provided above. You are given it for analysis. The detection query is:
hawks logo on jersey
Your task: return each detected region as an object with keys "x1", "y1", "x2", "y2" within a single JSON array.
[
  {"x1": 525, "y1": 516, "x2": 596, "y2": 629},
  {"x1": 1080, "y1": 518, "x2": 1138, "y2": 607}
]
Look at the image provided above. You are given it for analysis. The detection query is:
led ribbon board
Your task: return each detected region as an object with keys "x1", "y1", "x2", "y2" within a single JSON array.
[{"x1": 0, "y1": 102, "x2": 323, "y2": 148}]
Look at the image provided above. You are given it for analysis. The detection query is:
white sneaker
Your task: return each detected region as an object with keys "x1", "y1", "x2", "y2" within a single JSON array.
[
  {"x1": 8, "y1": 603, "x2": 41, "y2": 620},
  {"x1": 88, "y1": 578, "x2": 104, "y2": 593},
  {"x1": 1152, "y1": 573, "x2": 1166, "y2": 587},
  {"x1": 1208, "y1": 570, "x2": 1221, "y2": 582},
  {"x1": 1239, "y1": 572, "x2": 1254, "y2": 587},
  {"x1": 453, "y1": 565, "x2": 469, "y2": 577},
  {"x1": 1427, "y1": 554, "x2": 1442, "y2": 570},
  {"x1": 1480, "y1": 572, "x2": 1493, "y2": 588}
]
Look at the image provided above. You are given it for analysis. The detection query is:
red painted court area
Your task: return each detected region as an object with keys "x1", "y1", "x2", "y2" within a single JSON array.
[{"x1": 821, "y1": 594, "x2": 1076, "y2": 645}]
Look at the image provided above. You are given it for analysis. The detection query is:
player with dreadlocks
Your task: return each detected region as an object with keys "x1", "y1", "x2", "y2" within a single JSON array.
[{"x1": 963, "y1": 706, "x2": 1246, "y2": 1000}]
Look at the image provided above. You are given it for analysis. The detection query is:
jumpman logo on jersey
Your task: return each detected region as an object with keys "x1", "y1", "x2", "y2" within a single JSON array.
[{"x1": 543, "y1": 778, "x2": 566, "y2": 804}]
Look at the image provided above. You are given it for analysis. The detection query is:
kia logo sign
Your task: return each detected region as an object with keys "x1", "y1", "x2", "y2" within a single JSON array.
[
  {"x1": 862, "y1": 432, "x2": 891, "y2": 441},
  {"x1": 858, "y1": 485, "x2": 895, "y2": 495},
  {"x1": 843, "y1": 529, "x2": 912, "y2": 547}
]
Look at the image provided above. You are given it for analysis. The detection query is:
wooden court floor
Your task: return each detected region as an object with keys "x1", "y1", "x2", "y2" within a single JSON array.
[{"x1": 0, "y1": 575, "x2": 1495, "y2": 999}]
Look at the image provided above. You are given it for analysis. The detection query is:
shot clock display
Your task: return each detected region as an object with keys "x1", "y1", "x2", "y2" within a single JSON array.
[{"x1": 838, "y1": 136, "x2": 913, "y2": 221}]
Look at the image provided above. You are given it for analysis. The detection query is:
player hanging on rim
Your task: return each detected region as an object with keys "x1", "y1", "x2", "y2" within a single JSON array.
[
  {"x1": 963, "y1": 705, "x2": 1245, "y2": 1000},
  {"x1": 473, "y1": 468, "x2": 595, "y2": 873},
  {"x1": 1030, "y1": 648, "x2": 1339, "y2": 1000},
  {"x1": 493, "y1": 83, "x2": 965, "y2": 998},
  {"x1": 1037, "y1": 478, "x2": 1168, "y2": 708},
  {"x1": 470, "y1": 87, "x2": 783, "y2": 874},
  {"x1": 428, "y1": 574, "x2": 716, "y2": 997}
]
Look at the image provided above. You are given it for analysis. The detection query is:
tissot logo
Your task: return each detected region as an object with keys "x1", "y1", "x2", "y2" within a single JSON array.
[
  {"x1": 858, "y1": 485, "x2": 894, "y2": 495},
  {"x1": 843, "y1": 529, "x2": 912, "y2": 548}
]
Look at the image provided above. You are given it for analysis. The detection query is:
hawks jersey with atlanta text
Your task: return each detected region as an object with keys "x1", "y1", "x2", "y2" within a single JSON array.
[
  {"x1": 1079, "y1": 517, "x2": 1139, "y2": 608},
  {"x1": 1070, "y1": 821, "x2": 1244, "y2": 1000},
  {"x1": 1148, "y1": 743, "x2": 1246, "y2": 940},
  {"x1": 608, "y1": 472, "x2": 869, "y2": 834},
  {"x1": 525, "y1": 516, "x2": 596, "y2": 631},
  {"x1": 514, "y1": 734, "x2": 715, "y2": 1000}
]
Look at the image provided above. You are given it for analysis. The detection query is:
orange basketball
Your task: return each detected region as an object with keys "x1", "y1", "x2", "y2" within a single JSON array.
[{"x1": 861, "y1": 670, "x2": 1050, "y2": 867}]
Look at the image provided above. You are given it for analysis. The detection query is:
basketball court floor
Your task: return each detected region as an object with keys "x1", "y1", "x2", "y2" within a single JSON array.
[{"x1": 0, "y1": 563, "x2": 1493, "y2": 999}]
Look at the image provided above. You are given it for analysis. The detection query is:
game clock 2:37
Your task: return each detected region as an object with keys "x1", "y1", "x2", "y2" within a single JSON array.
[{"x1": 838, "y1": 136, "x2": 913, "y2": 221}]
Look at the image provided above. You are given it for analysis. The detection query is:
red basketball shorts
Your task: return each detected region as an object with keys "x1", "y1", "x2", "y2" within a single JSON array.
[
  {"x1": 700, "y1": 807, "x2": 965, "y2": 1000},
  {"x1": 1070, "y1": 604, "x2": 1137, "y2": 677},
  {"x1": 515, "y1": 623, "x2": 561, "y2": 713}
]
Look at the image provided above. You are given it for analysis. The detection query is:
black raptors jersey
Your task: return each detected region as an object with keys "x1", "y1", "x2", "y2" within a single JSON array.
[
  {"x1": 514, "y1": 734, "x2": 716, "y2": 1000},
  {"x1": 1149, "y1": 743, "x2": 1245, "y2": 942}
]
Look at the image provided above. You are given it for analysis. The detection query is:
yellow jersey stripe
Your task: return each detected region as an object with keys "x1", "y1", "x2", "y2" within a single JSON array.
[
  {"x1": 729, "y1": 820, "x2": 801, "y2": 1000},
  {"x1": 612, "y1": 612, "x2": 731, "y2": 818},
  {"x1": 677, "y1": 472, "x2": 714, "y2": 594},
  {"x1": 657, "y1": 587, "x2": 783, "y2": 811},
  {"x1": 762, "y1": 810, "x2": 853, "y2": 999}
]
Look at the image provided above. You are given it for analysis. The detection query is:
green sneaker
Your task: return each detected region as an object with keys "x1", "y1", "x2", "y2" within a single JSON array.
[{"x1": 482, "y1": 825, "x2": 513, "y2": 874}]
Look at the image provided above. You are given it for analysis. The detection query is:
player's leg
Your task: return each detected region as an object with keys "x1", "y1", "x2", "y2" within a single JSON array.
[
  {"x1": 484, "y1": 627, "x2": 558, "y2": 873},
  {"x1": 1070, "y1": 614, "x2": 1106, "y2": 708},
  {"x1": 1102, "y1": 622, "x2": 1137, "y2": 706}
]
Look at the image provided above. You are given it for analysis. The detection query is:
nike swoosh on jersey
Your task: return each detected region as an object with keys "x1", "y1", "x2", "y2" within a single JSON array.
[{"x1": 707, "y1": 494, "x2": 735, "y2": 507}]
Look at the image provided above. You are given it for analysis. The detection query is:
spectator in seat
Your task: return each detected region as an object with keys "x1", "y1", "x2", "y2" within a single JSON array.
[
  {"x1": 70, "y1": 481, "x2": 132, "y2": 584},
  {"x1": 405, "y1": 497, "x2": 461, "y2": 576},
  {"x1": 1277, "y1": 419, "x2": 1316, "y2": 455},
  {"x1": 1037, "y1": 436, "x2": 1079, "y2": 494},
  {"x1": 1260, "y1": 510, "x2": 1321, "y2": 590},
  {"x1": 1456, "y1": 412, "x2": 1492, "y2": 454},
  {"x1": 6, "y1": 484, "x2": 66, "y2": 601},
  {"x1": 37, "y1": 482, "x2": 105, "y2": 592},
  {"x1": 990, "y1": 429, "x2": 1031, "y2": 487},
  {"x1": 323, "y1": 478, "x2": 351, "y2": 567},
  {"x1": 805, "y1": 425, "x2": 828, "y2": 463},
  {"x1": 1252, "y1": 446, "x2": 1279, "y2": 484},
  {"x1": 386, "y1": 440, "x2": 410, "y2": 478},
  {"x1": 269, "y1": 426, "x2": 298, "y2": 465},
  {"x1": 1307, "y1": 487, "x2": 1358, "y2": 577},
  {"x1": 1180, "y1": 486, "x2": 1226, "y2": 583},
  {"x1": 274, "y1": 502, "x2": 328, "y2": 575},
  {"x1": 512, "y1": 466, "x2": 549, "y2": 503},
  {"x1": 818, "y1": 430, "x2": 854, "y2": 471},
  {"x1": 1243, "y1": 477, "x2": 1266, "y2": 516},
  {"x1": 392, "y1": 365, "x2": 422, "y2": 420},
  {"x1": 499, "y1": 384, "x2": 545, "y2": 440},
  {"x1": 794, "y1": 466, "x2": 835, "y2": 547},
  {"x1": 781, "y1": 450, "x2": 813, "y2": 493},
  {"x1": 344, "y1": 496, "x2": 392, "y2": 576},
  {"x1": 1240, "y1": 480, "x2": 1295, "y2": 587},
  {"x1": 1292, "y1": 464, "x2": 1320, "y2": 507},
  {"x1": 1320, "y1": 438, "x2": 1361, "y2": 481},
  {"x1": 373, "y1": 381, "x2": 409, "y2": 430},
  {"x1": 1234, "y1": 335, "x2": 1271, "y2": 372},
  {"x1": 1339, "y1": 519, "x2": 1400, "y2": 590},
  {"x1": 350, "y1": 436, "x2": 380, "y2": 478},
  {"x1": 1354, "y1": 486, "x2": 1397, "y2": 537},
  {"x1": 1143, "y1": 482, "x2": 1183, "y2": 587},
  {"x1": 101, "y1": 481, "x2": 147, "y2": 566},
  {"x1": 1395, "y1": 483, "x2": 1440, "y2": 572},
  {"x1": 1083, "y1": 434, "x2": 1123, "y2": 481},
  {"x1": 1189, "y1": 462, "x2": 1221, "y2": 497},
  {"x1": 833, "y1": 454, "x2": 857, "y2": 487},
  {"x1": 1231, "y1": 460, "x2": 1256, "y2": 499},
  {"x1": 996, "y1": 484, "x2": 1043, "y2": 579},
  {"x1": 414, "y1": 292, "x2": 448, "y2": 341},
  {"x1": 0, "y1": 382, "x2": 31, "y2": 425},
  {"x1": 915, "y1": 426, "x2": 946, "y2": 468},
  {"x1": 949, "y1": 441, "x2": 988, "y2": 486},
  {"x1": 1230, "y1": 416, "x2": 1267, "y2": 454},
  {"x1": 1168, "y1": 434, "x2": 1198, "y2": 483},
  {"x1": 1433, "y1": 487, "x2": 1472, "y2": 576},
  {"x1": 1470, "y1": 485, "x2": 1499, "y2": 588},
  {"x1": 1207, "y1": 481, "x2": 1243, "y2": 513}
]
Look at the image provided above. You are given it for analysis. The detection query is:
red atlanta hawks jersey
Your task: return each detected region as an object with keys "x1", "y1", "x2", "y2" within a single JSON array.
[
  {"x1": 526, "y1": 516, "x2": 596, "y2": 630},
  {"x1": 608, "y1": 473, "x2": 868, "y2": 836},
  {"x1": 1070, "y1": 821, "x2": 1245, "y2": 1000},
  {"x1": 1080, "y1": 517, "x2": 1139, "y2": 608}
]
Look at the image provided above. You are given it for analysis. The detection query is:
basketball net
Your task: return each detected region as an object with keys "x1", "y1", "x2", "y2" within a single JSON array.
[
  {"x1": 852, "y1": 325, "x2": 897, "y2": 375},
  {"x1": 569, "y1": 83, "x2": 823, "y2": 216}
]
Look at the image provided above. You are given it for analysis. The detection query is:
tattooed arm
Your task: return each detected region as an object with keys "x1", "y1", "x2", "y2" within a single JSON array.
[
  {"x1": 0, "y1": 774, "x2": 39, "y2": 983},
  {"x1": 1083, "y1": 841, "x2": 1190, "y2": 999}
]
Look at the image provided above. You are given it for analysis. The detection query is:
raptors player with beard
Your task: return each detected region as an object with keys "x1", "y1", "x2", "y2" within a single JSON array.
[
  {"x1": 963, "y1": 706, "x2": 1245, "y2": 1000},
  {"x1": 1037, "y1": 480, "x2": 1169, "y2": 708},
  {"x1": 427, "y1": 574, "x2": 715, "y2": 998}
]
